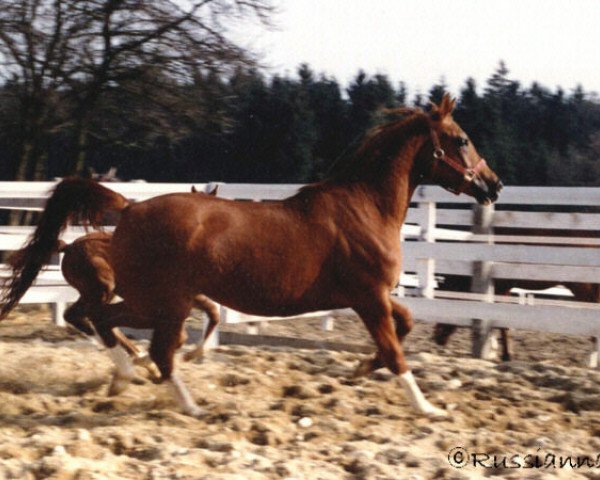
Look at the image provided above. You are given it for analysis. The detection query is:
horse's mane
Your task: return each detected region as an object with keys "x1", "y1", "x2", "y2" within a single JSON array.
[{"x1": 323, "y1": 107, "x2": 430, "y2": 183}]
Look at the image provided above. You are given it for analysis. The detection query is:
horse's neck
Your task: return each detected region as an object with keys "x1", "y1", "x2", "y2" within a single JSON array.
[{"x1": 355, "y1": 135, "x2": 427, "y2": 225}]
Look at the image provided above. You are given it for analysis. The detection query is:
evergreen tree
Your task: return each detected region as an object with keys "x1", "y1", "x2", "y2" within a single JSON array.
[
  {"x1": 347, "y1": 71, "x2": 398, "y2": 141},
  {"x1": 428, "y1": 78, "x2": 449, "y2": 105}
]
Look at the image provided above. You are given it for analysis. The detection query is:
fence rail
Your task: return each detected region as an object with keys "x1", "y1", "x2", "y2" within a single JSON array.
[{"x1": 1, "y1": 181, "x2": 600, "y2": 363}]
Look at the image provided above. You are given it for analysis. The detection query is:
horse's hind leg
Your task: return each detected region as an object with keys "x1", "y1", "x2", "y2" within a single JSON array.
[
  {"x1": 499, "y1": 328, "x2": 512, "y2": 361},
  {"x1": 354, "y1": 296, "x2": 445, "y2": 417},
  {"x1": 88, "y1": 302, "x2": 157, "y2": 395},
  {"x1": 183, "y1": 295, "x2": 220, "y2": 362},
  {"x1": 353, "y1": 299, "x2": 413, "y2": 377},
  {"x1": 83, "y1": 266, "x2": 161, "y2": 380},
  {"x1": 110, "y1": 328, "x2": 161, "y2": 380},
  {"x1": 64, "y1": 297, "x2": 156, "y2": 374},
  {"x1": 149, "y1": 316, "x2": 205, "y2": 417},
  {"x1": 63, "y1": 299, "x2": 95, "y2": 336},
  {"x1": 68, "y1": 299, "x2": 160, "y2": 382}
]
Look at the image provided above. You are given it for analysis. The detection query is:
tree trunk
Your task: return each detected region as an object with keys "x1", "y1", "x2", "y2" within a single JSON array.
[
  {"x1": 14, "y1": 141, "x2": 34, "y2": 181},
  {"x1": 67, "y1": 119, "x2": 89, "y2": 175},
  {"x1": 8, "y1": 135, "x2": 46, "y2": 226}
]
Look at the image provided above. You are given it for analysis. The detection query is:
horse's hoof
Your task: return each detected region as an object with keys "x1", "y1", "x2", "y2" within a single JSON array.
[
  {"x1": 132, "y1": 376, "x2": 147, "y2": 386},
  {"x1": 107, "y1": 374, "x2": 133, "y2": 396},
  {"x1": 183, "y1": 348, "x2": 204, "y2": 363},
  {"x1": 145, "y1": 364, "x2": 162, "y2": 382},
  {"x1": 186, "y1": 405, "x2": 208, "y2": 418},
  {"x1": 133, "y1": 355, "x2": 161, "y2": 380},
  {"x1": 428, "y1": 409, "x2": 449, "y2": 420},
  {"x1": 133, "y1": 353, "x2": 151, "y2": 366},
  {"x1": 420, "y1": 404, "x2": 449, "y2": 419},
  {"x1": 352, "y1": 359, "x2": 374, "y2": 378}
]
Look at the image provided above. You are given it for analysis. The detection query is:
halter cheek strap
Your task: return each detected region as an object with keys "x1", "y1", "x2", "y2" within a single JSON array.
[{"x1": 429, "y1": 128, "x2": 487, "y2": 195}]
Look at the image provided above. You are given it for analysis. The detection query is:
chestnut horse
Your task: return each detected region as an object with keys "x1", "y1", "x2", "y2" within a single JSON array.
[{"x1": 1, "y1": 95, "x2": 502, "y2": 417}]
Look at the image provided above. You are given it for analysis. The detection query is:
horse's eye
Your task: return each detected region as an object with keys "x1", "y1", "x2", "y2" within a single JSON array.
[{"x1": 456, "y1": 137, "x2": 469, "y2": 148}]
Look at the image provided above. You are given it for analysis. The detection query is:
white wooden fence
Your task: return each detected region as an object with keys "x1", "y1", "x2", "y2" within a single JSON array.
[{"x1": 1, "y1": 181, "x2": 600, "y2": 362}]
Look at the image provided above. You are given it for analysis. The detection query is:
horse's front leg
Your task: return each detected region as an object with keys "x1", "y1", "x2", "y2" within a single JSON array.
[
  {"x1": 353, "y1": 298, "x2": 413, "y2": 377},
  {"x1": 63, "y1": 299, "x2": 95, "y2": 336},
  {"x1": 354, "y1": 295, "x2": 446, "y2": 418}
]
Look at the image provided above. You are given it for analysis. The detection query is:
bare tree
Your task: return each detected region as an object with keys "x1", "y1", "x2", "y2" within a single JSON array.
[{"x1": 0, "y1": 0, "x2": 275, "y2": 178}]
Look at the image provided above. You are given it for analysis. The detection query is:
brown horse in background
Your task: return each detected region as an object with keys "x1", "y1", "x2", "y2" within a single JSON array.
[
  {"x1": 58, "y1": 231, "x2": 221, "y2": 392},
  {"x1": 433, "y1": 228, "x2": 600, "y2": 360},
  {"x1": 61, "y1": 232, "x2": 220, "y2": 347},
  {"x1": 0, "y1": 95, "x2": 503, "y2": 417},
  {"x1": 434, "y1": 276, "x2": 600, "y2": 361},
  {"x1": 2, "y1": 186, "x2": 221, "y2": 394}
]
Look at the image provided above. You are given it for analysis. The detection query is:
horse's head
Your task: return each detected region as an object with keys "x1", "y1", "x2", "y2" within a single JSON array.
[
  {"x1": 422, "y1": 94, "x2": 503, "y2": 205},
  {"x1": 432, "y1": 322, "x2": 458, "y2": 346}
]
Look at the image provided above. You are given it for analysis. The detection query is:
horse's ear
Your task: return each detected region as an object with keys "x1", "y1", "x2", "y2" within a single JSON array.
[
  {"x1": 428, "y1": 101, "x2": 441, "y2": 121},
  {"x1": 438, "y1": 94, "x2": 456, "y2": 118}
]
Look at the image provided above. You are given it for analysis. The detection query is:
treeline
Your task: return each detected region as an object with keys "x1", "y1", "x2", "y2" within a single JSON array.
[{"x1": 1, "y1": 61, "x2": 600, "y2": 185}]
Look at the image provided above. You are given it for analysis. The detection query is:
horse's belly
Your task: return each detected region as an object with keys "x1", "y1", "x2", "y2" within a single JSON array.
[
  {"x1": 205, "y1": 291, "x2": 340, "y2": 318},
  {"x1": 194, "y1": 258, "x2": 342, "y2": 317}
]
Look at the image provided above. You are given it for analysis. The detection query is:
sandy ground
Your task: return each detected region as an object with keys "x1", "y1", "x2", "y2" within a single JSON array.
[{"x1": 1, "y1": 307, "x2": 600, "y2": 479}]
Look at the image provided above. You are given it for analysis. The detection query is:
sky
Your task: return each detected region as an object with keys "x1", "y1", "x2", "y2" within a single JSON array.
[{"x1": 234, "y1": 0, "x2": 600, "y2": 97}]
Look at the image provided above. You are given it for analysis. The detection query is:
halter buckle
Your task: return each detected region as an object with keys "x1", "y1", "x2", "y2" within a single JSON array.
[
  {"x1": 464, "y1": 169, "x2": 475, "y2": 181},
  {"x1": 433, "y1": 148, "x2": 445, "y2": 160}
]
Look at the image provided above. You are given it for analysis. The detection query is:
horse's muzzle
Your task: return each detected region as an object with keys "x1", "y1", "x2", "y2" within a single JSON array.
[{"x1": 474, "y1": 178, "x2": 503, "y2": 205}]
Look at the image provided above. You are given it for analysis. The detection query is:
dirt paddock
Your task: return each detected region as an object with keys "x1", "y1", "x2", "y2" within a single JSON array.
[{"x1": 1, "y1": 307, "x2": 600, "y2": 479}]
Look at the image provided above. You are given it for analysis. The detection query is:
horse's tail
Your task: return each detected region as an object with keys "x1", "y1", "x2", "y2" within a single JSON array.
[{"x1": 0, "y1": 177, "x2": 128, "y2": 319}]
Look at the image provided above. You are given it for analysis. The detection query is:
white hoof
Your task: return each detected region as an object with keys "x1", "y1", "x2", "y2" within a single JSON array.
[
  {"x1": 168, "y1": 374, "x2": 206, "y2": 418},
  {"x1": 399, "y1": 370, "x2": 448, "y2": 418},
  {"x1": 419, "y1": 402, "x2": 448, "y2": 418},
  {"x1": 185, "y1": 404, "x2": 208, "y2": 418},
  {"x1": 183, "y1": 347, "x2": 204, "y2": 363},
  {"x1": 108, "y1": 372, "x2": 133, "y2": 396},
  {"x1": 106, "y1": 345, "x2": 137, "y2": 395}
]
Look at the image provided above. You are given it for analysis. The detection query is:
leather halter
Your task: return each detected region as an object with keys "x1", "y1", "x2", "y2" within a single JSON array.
[{"x1": 429, "y1": 127, "x2": 487, "y2": 195}]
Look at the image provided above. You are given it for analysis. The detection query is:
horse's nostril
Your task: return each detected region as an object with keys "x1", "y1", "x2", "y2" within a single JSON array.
[{"x1": 496, "y1": 180, "x2": 504, "y2": 193}]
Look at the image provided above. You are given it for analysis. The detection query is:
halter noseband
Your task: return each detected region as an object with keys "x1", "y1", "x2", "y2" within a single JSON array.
[{"x1": 429, "y1": 127, "x2": 487, "y2": 195}]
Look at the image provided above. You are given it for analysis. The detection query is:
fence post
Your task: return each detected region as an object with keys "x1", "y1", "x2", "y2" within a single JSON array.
[
  {"x1": 52, "y1": 302, "x2": 66, "y2": 327},
  {"x1": 589, "y1": 336, "x2": 600, "y2": 369},
  {"x1": 471, "y1": 204, "x2": 496, "y2": 358},
  {"x1": 321, "y1": 316, "x2": 335, "y2": 332},
  {"x1": 416, "y1": 201, "x2": 436, "y2": 299}
]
